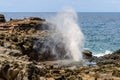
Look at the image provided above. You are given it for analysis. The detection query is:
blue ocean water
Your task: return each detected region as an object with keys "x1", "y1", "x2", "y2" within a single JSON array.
[{"x1": 1, "y1": 12, "x2": 120, "y2": 55}]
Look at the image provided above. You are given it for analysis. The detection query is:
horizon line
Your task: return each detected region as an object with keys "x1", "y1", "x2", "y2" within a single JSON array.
[{"x1": 0, "y1": 11, "x2": 120, "y2": 13}]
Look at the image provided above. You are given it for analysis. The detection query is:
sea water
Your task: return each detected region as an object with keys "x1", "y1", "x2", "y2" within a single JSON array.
[{"x1": 2, "y1": 12, "x2": 120, "y2": 56}]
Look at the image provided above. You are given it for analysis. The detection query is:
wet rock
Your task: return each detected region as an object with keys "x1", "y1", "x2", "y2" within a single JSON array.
[
  {"x1": 82, "y1": 50, "x2": 93, "y2": 62},
  {"x1": 96, "y1": 49, "x2": 120, "y2": 67},
  {"x1": 113, "y1": 49, "x2": 120, "y2": 54},
  {"x1": 83, "y1": 50, "x2": 92, "y2": 57},
  {"x1": 32, "y1": 37, "x2": 67, "y2": 61}
]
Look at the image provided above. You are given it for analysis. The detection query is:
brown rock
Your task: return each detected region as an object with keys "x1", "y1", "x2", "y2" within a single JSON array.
[
  {"x1": 28, "y1": 17, "x2": 45, "y2": 21},
  {"x1": 112, "y1": 70, "x2": 120, "y2": 77}
]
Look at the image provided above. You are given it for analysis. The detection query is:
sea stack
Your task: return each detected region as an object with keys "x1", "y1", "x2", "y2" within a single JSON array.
[{"x1": 0, "y1": 14, "x2": 6, "y2": 23}]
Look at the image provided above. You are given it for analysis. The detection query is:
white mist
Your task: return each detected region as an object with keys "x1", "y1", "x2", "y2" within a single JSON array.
[{"x1": 51, "y1": 8, "x2": 84, "y2": 61}]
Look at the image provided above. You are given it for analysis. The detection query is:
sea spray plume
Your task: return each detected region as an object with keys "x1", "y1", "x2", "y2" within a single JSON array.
[
  {"x1": 32, "y1": 8, "x2": 84, "y2": 61},
  {"x1": 33, "y1": 30, "x2": 66, "y2": 60},
  {"x1": 50, "y1": 8, "x2": 84, "y2": 61}
]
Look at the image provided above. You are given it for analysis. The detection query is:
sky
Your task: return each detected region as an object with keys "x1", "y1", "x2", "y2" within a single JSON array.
[{"x1": 0, "y1": 0, "x2": 120, "y2": 12}]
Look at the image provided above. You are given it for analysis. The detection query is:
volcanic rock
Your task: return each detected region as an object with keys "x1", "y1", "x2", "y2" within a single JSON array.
[
  {"x1": 0, "y1": 14, "x2": 6, "y2": 23},
  {"x1": 97, "y1": 49, "x2": 120, "y2": 67},
  {"x1": 0, "y1": 15, "x2": 119, "y2": 80},
  {"x1": 28, "y1": 17, "x2": 46, "y2": 21},
  {"x1": 82, "y1": 50, "x2": 93, "y2": 61},
  {"x1": 0, "y1": 16, "x2": 68, "y2": 61},
  {"x1": 83, "y1": 50, "x2": 92, "y2": 57}
]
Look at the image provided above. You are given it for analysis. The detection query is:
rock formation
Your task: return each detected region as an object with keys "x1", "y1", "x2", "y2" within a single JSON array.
[
  {"x1": 0, "y1": 14, "x2": 68, "y2": 61},
  {"x1": 0, "y1": 14, "x2": 119, "y2": 80},
  {"x1": 0, "y1": 14, "x2": 6, "y2": 23}
]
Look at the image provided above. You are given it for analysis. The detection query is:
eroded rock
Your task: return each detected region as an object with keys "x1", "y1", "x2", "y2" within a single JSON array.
[
  {"x1": 0, "y1": 14, "x2": 6, "y2": 23},
  {"x1": 0, "y1": 15, "x2": 119, "y2": 80}
]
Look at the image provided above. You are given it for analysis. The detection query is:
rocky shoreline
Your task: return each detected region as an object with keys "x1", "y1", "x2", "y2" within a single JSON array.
[{"x1": 0, "y1": 14, "x2": 120, "y2": 80}]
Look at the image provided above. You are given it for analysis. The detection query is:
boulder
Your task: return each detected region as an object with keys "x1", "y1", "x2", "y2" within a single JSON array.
[
  {"x1": 0, "y1": 14, "x2": 6, "y2": 23},
  {"x1": 113, "y1": 49, "x2": 120, "y2": 54},
  {"x1": 96, "y1": 49, "x2": 120, "y2": 66},
  {"x1": 83, "y1": 50, "x2": 92, "y2": 58}
]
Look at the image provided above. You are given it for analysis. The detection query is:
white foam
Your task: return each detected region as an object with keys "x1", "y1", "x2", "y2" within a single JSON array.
[{"x1": 94, "y1": 50, "x2": 112, "y2": 57}]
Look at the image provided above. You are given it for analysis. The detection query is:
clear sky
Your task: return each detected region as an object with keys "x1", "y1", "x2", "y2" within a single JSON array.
[{"x1": 0, "y1": 0, "x2": 120, "y2": 12}]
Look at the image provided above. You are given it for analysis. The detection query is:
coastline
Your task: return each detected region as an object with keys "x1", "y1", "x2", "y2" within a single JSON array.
[{"x1": 0, "y1": 14, "x2": 120, "y2": 80}]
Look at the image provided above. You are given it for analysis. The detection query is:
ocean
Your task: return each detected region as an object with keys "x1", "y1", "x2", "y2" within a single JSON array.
[{"x1": 1, "y1": 12, "x2": 120, "y2": 56}]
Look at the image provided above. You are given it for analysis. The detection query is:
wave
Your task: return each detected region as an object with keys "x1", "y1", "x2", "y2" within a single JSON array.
[{"x1": 94, "y1": 50, "x2": 112, "y2": 57}]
